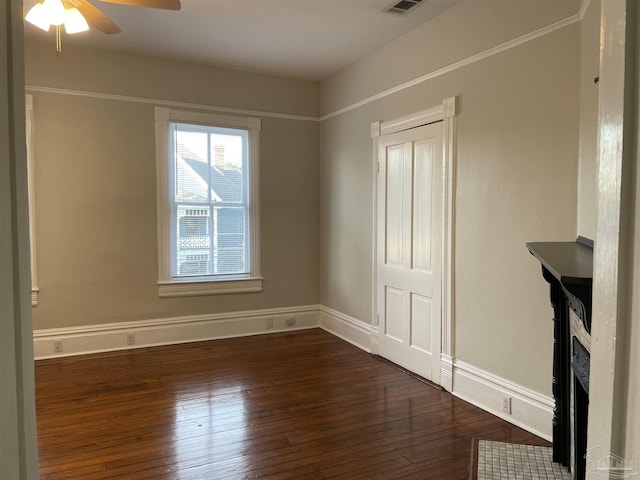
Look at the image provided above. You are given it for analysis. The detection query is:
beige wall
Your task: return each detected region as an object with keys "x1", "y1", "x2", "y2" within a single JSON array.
[
  {"x1": 577, "y1": 0, "x2": 600, "y2": 240},
  {"x1": 26, "y1": 42, "x2": 320, "y2": 330},
  {"x1": 319, "y1": 18, "x2": 581, "y2": 392}
]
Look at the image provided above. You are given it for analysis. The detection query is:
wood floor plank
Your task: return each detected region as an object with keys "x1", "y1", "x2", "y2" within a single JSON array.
[{"x1": 36, "y1": 329, "x2": 550, "y2": 479}]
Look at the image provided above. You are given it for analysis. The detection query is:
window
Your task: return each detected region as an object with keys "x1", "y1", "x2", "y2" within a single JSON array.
[{"x1": 155, "y1": 108, "x2": 262, "y2": 297}]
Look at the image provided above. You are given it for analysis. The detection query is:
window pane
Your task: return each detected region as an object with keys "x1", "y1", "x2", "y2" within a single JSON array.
[
  {"x1": 174, "y1": 128, "x2": 209, "y2": 203},
  {"x1": 210, "y1": 133, "x2": 244, "y2": 204},
  {"x1": 176, "y1": 206, "x2": 211, "y2": 276},
  {"x1": 214, "y1": 206, "x2": 246, "y2": 274}
]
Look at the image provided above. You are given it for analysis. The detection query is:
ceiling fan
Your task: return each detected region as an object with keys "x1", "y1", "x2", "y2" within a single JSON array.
[{"x1": 25, "y1": 0, "x2": 181, "y2": 54}]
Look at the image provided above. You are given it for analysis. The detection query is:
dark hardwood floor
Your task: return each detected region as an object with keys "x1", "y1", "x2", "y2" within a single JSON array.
[{"x1": 36, "y1": 329, "x2": 549, "y2": 479}]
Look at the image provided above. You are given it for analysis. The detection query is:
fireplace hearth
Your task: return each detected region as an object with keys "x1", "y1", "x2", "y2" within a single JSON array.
[{"x1": 527, "y1": 237, "x2": 593, "y2": 480}]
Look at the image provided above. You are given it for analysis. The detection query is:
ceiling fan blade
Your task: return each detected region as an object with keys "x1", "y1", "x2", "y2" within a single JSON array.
[
  {"x1": 99, "y1": 0, "x2": 181, "y2": 10},
  {"x1": 77, "y1": 1, "x2": 121, "y2": 34}
]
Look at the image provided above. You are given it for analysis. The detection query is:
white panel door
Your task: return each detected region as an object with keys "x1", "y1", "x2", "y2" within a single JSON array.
[{"x1": 377, "y1": 122, "x2": 443, "y2": 382}]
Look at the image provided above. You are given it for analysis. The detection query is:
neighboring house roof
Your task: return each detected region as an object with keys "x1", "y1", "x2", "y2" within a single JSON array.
[{"x1": 176, "y1": 142, "x2": 242, "y2": 204}]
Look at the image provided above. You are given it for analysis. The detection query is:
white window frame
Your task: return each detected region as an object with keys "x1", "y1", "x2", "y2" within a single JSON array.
[
  {"x1": 25, "y1": 94, "x2": 39, "y2": 306},
  {"x1": 155, "y1": 107, "x2": 262, "y2": 297}
]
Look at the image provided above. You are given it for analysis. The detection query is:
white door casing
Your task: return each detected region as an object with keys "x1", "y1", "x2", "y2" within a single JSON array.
[
  {"x1": 0, "y1": 1, "x2": 39, "y2": 477},
  {"x1": 371, "y1": 97, "x2": 457, "y2": 389}
]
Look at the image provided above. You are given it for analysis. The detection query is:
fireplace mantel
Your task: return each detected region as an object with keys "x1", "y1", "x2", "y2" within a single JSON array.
[
  {"x1": 527, "y1": 237, "x2": 593, "y2": 480},
  {"x1": 527, "y1": 238, "x2": 593, "y2": 333},
  {"x1": 526, "y1": 239, "x2": 593, "y2": 284}
]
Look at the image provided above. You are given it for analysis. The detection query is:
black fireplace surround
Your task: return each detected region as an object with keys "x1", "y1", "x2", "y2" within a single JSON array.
[{"x1": 527, "y1": 237, "x2": 593, "y2": 480}]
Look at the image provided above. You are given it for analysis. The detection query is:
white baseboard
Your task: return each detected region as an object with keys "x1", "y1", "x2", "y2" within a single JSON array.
[
  {"x1": 452, "y1": 359, "x2": 554, "y2": 441},
  {"x1": 33, "y1": 305, "x2": 320, "y2": 360},
  {"x1": 33, "y1": 304, "x2": 379, "y2": 360},
  {"x1": 318, "y1": 306, "x2": 378, "y2": 353}
]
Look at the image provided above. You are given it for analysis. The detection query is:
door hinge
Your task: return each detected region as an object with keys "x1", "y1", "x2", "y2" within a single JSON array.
[{"x1": 377, "y1": 161, "x2": 380, "y2": 174}]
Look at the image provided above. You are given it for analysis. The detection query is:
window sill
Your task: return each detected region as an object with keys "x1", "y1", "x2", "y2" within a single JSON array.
[{"x1": 158, "y1": 277, "x2": 263, "y2": 298}]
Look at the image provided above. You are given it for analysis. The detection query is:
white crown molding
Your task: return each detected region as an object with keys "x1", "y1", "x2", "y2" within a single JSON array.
[
  {"x1": 320, "y1": 9, "x2": 585, "y2": 122},
  {"x1": 578, "y1": 0, "x2": 592, "y2": 19},
  {"x1": 24, "y1": 85, "x2": 319, "y2": 122}
]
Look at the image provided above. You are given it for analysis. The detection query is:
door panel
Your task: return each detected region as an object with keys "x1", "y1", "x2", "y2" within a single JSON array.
[
  {"x1": 410, "y1": 293, "x2": 431, "y2": 352},
  {"x1": 377, "y1": 122, "x2": 443, "y2": 382},
  {"x1": 385, "y1": 144, "x2": 405, "y2": 266},
  {"x1": 413, "y1": 140, "x2": 434, "y2": 271},
  {"x1": 384, "y1": 287, "x2": 404, "y2": 340}
]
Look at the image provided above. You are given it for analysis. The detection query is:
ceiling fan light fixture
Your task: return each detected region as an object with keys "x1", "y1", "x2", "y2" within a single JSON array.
[
  {"x1": 41, "y1": 0, "x2": 66, "y2": 26},
  {"x1": 25, "y1": 2, "x2": 51, "y2": 31},
  {"x1": 64, "y1": 7, "x2": 89, "y2": 34}
]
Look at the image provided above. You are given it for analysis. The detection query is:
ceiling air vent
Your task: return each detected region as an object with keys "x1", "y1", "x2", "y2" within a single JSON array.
[{"x1": 387, "y1": 0, "x2": 423, "y2": 14}]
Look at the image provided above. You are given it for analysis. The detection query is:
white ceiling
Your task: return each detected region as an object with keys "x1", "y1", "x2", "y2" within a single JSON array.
[{"x1": 23, "y1": 0, "x2": 461, "y2": 81}]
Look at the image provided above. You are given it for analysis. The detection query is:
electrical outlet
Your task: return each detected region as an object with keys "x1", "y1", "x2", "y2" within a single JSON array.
[
  {"x1": 502, "y1": 395, "x2": 512, "y2": 414},
  {"x1": 53, "y1": 340, "x2": 63, "y2": 354},
  {"x1": 126, "y1": 333, "x2": 136, "y2": 346},
  {"x1": 266, "y1": 318, "x2": 274, "y2": 329},
  {"x1": 285, "y1": 317, "x2": 296, "y2": 327}
]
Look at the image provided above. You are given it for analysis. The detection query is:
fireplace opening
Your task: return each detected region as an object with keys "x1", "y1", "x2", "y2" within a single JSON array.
[{"x1": 572, "y1": 336, "x2": 590, "y2": 480}]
